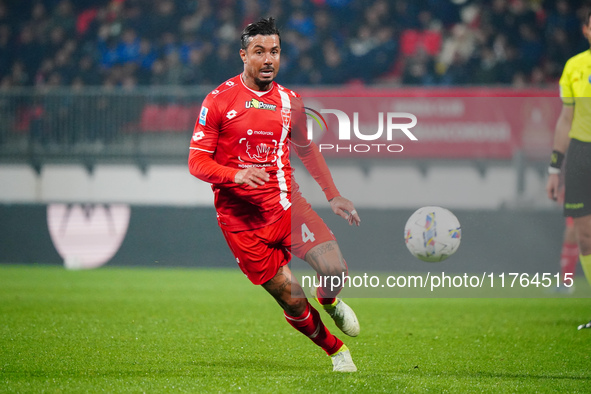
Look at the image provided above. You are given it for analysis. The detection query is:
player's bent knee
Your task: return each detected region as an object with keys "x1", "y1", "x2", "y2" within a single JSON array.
[
  {"x1": 322, "y1": 258, "x2": 349, "y2": 279},
  {"x1": 320, "y1": 266, "x2": 347, "y2": 279},
  {"x1": 283, "y1": 296, "x2": 308, "y2": 316},
  {"x1": 305, "y1": 241, "x2": 348, "y2": 276}
]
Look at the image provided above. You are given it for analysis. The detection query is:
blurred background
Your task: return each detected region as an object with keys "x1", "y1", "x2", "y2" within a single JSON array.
[
  {"x1": 0, "y1": 0, "x2": 585, "y2": 274},
  {"x1": 0, "y1": 0, "x2": 587, "y2": 89}
]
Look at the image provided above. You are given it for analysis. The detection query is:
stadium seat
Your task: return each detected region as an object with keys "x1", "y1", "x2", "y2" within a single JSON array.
[
  {"x1": 161, "y1": 104, "x2": 193, "y2": 132},
  {"x1": 139, "y1": 104, "x2": 164, "y2": 132},
  {"x1": 400, "y1": 29, "x2": 442, "y2": 56}
]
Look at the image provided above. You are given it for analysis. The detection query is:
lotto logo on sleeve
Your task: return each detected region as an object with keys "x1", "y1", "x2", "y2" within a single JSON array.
[
  {"x1": 193, "y1": 131, "x2": 205, "y2": 141},
  {"x1": 199, "y1": 106, "x2": 209, "y2": 126}
]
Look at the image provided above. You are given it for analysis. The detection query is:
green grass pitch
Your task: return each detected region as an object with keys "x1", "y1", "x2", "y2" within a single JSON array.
[{"x1": 1, "y1": 265, "x2": 590, "y2": 393}]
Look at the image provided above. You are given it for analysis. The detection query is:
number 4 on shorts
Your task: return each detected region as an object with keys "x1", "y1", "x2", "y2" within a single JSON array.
[{"x1": 301, "y1": 223, "x2": 315, "y2": 243}]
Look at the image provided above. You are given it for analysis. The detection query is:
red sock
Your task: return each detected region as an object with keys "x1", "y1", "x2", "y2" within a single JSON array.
[
  {"x1": 284, "y1": 302, "x2": 343, "y2": 355},
  {"x1": 560, "y1": 242, "x2": 579, "y2": 282},
  {"x1": 316, "y1": 283, "x2": 336, "y2": 306}
]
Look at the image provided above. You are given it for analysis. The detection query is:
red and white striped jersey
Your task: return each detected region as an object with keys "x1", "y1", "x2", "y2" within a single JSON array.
[{"x1": 189, "y1": 74, "x2": 301, "y2": 231}]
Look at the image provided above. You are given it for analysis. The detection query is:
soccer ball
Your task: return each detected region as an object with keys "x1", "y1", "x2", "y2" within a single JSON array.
[{"x1": 404, "y1": 206, "x2": 461, "y2": 262}]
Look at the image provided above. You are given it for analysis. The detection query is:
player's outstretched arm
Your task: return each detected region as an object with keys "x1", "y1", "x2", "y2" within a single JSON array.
[
  {"x1": 293, "y1": 141, "x2": 339, "y2": 198},
  {"x1": 294, "y1": 142, "x2": 360, "y2": 226}
]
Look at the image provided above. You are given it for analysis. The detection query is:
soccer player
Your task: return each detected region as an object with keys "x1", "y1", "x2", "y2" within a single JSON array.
[
  {"x1": 188, "y1": 17, "x2": 360, "y2": 371},
  {"x1": 546, "y1": 11, "x2": 591, "y2": 330}
]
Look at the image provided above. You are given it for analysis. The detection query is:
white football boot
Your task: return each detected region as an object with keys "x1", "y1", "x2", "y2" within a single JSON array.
[
  {"x1": 324, "y1": 298, "x2": 360, "y2": 337},
  {"x1": 311, "y1": 287, "x2": 360, "y2": 337},
  {"x1": 331, "y1": 345, "x2": 357, "y2": 372}
]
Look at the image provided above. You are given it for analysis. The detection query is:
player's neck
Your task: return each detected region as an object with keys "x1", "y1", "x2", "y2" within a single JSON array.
[{"x1": 241, "y1": 73, "x2": 273, "y2": 92}]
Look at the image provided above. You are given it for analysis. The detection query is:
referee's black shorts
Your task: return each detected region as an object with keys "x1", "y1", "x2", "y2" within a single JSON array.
[{"x1": 564, "y1": 138, "x2": 591, "y2": 218}]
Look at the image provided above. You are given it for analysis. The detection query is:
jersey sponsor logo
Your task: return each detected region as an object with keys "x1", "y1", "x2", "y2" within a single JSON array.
[
  {"x1": 245, "y1": 98, "x2": 277, "y2": 111},
  {"x1": 199, "y1": 106, "x2": 208, "y2": 125},
  {"x1": 226, "y1": 110, "x2": 237, "y2": 119},
  {"x1": 247, "y1": 129, "x2": 273, "y2": 136},
  {"x1": 211, "y1": 89, "x2": 219, "y2": 95},
  {"x1": 192, "y1": 131, "x2": 205, "y2": 141}
]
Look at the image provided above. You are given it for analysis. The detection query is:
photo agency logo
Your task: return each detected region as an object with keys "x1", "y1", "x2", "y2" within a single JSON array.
[{"x1": 304, "y1": 104, "x2": 418, "y2": 154}]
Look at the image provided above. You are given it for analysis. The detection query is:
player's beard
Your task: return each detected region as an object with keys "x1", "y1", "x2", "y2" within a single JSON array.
[
  {"x1": 254, "y1": 77, "x2": 272, "y2": 90},
  {"x1": 254, "y1": 68, "x2": 276, "y2": 90}
]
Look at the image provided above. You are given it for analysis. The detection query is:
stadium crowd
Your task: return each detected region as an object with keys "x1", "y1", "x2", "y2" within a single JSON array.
[{"x1": 0, "y1": 0, "x2": 588, "y2": 89}]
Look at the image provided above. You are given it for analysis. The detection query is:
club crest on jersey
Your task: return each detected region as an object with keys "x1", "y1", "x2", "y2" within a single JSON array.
[
  {"x1": 199, "y1": 106, "x2": 208, "y2": 125},
  {"x1": 245, "y1": 98, "x2": 277, "y2": 111},
  {"x1": 281, "y1": 108, "x2": 291, "y2": 128}
]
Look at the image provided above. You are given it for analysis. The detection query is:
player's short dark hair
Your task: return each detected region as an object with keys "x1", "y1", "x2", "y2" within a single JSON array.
[{"x1": 240, "y1": 17, "x2": 281, "y2": 50}]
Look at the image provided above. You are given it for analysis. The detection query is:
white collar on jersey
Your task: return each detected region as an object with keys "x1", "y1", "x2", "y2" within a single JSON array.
[{"x1": 239, "y1": 73, "x2": 275, "y2": 97}]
